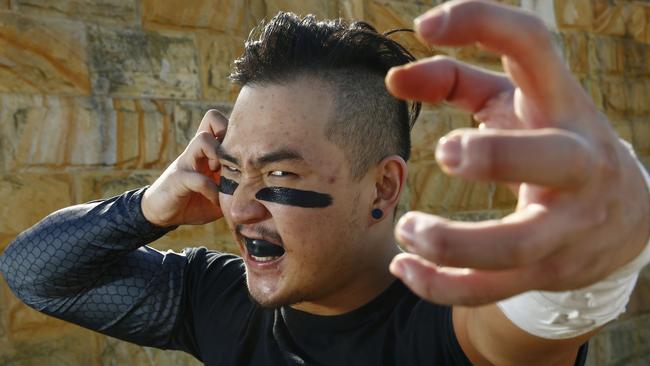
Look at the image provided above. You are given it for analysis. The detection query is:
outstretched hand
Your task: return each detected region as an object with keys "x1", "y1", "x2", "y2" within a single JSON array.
[
  {"x1": 142, "y1": 110, "x2": 228, "y2": 227},
  {"x1": 386, "y1": 0, "x2": 650, "y2": 306}
]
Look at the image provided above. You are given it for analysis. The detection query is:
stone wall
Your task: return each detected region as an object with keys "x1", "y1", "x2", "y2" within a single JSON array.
[{"x1": 0, "y1": 0, "x2": 648, "y2": 365}]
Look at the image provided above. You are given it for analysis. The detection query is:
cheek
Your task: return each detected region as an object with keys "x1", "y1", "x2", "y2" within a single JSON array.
[
  {"x1": 273, "y1": 205, "x2": 356, "y2": 255},
  {"x1": 219, "y1": 194, "x2": 234, "y2": 221}
]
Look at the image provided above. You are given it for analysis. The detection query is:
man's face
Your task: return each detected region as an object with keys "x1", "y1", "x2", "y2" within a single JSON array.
[{"x1": 218, "y1": 78, "x2": 378, "y2": 308}]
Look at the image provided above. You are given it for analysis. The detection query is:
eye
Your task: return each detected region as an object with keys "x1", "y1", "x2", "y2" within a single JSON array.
[
  {"x1": 223, "y1": 165, "x2": 240, "y2": 173},
  {"x1": 269, "y1": 170, "x2": 294, "y2": 177}
]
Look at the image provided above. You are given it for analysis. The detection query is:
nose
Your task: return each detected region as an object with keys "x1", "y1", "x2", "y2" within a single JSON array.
[{"x1": 227, "y1": 183, "x2": 270, "y2": 225}]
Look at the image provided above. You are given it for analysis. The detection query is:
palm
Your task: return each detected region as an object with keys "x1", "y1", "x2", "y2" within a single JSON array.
[
  {"x1": 142, "y1": 110, "x2": 228, "y2": 228},
  {"x1": 181, "y1": 161, "x2": 222, "y2": 224},
  {"x1": 384, "y1": 1, "x2": 650, "y2": 304}
]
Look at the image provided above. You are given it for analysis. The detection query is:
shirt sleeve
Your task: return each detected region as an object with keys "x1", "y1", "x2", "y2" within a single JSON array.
[{"x1": 0, "y1": 187, "x2": 190, "y2": 350}]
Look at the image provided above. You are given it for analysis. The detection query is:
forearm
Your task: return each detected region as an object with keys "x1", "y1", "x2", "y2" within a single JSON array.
[
  {"x1": 0, "y1": 187, "x2": 172, "y2": 296},
  {"x1": 455, "y1": 305, "x2": 591, "y2": 366},
  {"x1": 0, "y1": 188, "x2": 187, "y2": 348}
]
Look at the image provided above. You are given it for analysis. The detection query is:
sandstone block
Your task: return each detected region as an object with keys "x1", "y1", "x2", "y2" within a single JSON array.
[
  {"x1": 410, "y1": 108, "x2": 475, "y2": 164},
  {"x1": 588, "y1": 35, "x2": 624, "y2": 76},
  {"x1": 555, "y1": 0, "x2": 593, "y2": 30},
  {"x1": 1, "y1": 283, "x2": 82, "y2": 343},
  {"x1": 0, "y1": 174, "x2": 73, "y2": 245},
  {"x1": 0, "y1": 95, "x2": 174, "y2": 171},
  {"x1": 197, "y1": 33, "x2": 243, "y2": 103},
  {"x1": 410, "y1": 109, "x2": 454, "y2": 164},
  {"x1": 631, "y1": 118, "x2": 650, "y2": 156},
  {"x1": 407, "y1": 161, "x2": 516, "y2": 215},
  {"x1": 593, "y1": 0, "x2": 626, "y2": 36},
  {"x1": 88, "y1": 26, "x2": 200, "y2": 99},
  {"x1": 602, "y1": 80, "x2": 626, "y2": 113},
  {"x1": 629, "y1": 2, "x2": 650, "y2": 45},
  {"x1": 622, "y1": 41, "x2": 650, "y2": 77},
  {"x1": 1, "y1": 0, "x2": 9, "y2": 9},
  {"x1": 585, "y1": 313, "x2": 650, "y2": 365},
  {"x1": 15, "y1": 0, "x2": 137, "y2": 25},
  {"x1": 588, "y1": 36, "x2": 650, "y2": 78},
  {"x1": 0, "y1": 328, "x2": 100, "y2": 365},
  {"x1": 100, "y1": 337, "x2": 201, "y2": 366},
  {"x1": 580, "y1": 77, "x2": 604, "y2": 110},
  {"x1": 0, "y1": 95, "x2": 117, "y2": 168},
  {"x1": 173, "y1": 101, "x2": 232, "y2": 156},
  {"x1": 339, "y1": 0, "x2": 365, "y2": 20},
  {"x1": 110, "y1": 99, "x2": 175, "y2": 168},
  {"x1": 0, "y1": 12, "x2": 90, "y2": 95},
  {"x1": 600, "y1": 79, "x2": 650, "y2": 114},
  {"x1": 266, "y1": 0, "x2": 337, "y2": 19},
  {"x1": 626, "y1": 266, "x2": 650, "y2": 315},
  {"x1": 561, "y1": 32, "x2": 589, "y2": 75},
  {"x1": 1, "y1": 269, "x2": 100, "y2": 366},
  {"x1": 0, "y1": 233, "x2": 15, "y2": 253},
  {"x1": 364, "y1": 0, "x2": 435, "y2": 59},
  {"x1": 629, "y1": 81, "x2": 650, "y2": 115},
  {"x1": 141, "y1": 0, "x2": 264, "y2": 37}
]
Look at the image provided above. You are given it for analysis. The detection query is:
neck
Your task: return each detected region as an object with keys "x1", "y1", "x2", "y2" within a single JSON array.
[{"x1": 290, "y1": 241, "x2": 401, "y2": 316}]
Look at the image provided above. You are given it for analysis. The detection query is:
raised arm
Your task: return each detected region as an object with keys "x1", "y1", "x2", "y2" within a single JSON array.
[
  {"x1": 385, "y1": 1, "x2": 650, "y2": 365},
  {"x1": 0, "y1": 187, "x2": 187, "y2": 348},
  {"x1": 0, "y1": 110, "x2": 229, "y2": 352}
]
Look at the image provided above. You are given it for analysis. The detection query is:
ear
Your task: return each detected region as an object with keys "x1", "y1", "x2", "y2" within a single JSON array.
[{"x1": 371, "y1": 155, "x2": 407, "y2": 221}]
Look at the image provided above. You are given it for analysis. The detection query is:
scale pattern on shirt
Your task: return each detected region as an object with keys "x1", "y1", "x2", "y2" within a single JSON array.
[{"x1": 0, "y1": 187, "x2": 187, "y2": 349}]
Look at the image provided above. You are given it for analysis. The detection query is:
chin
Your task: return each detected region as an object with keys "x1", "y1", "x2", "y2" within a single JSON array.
[{"x1": 246, "y1": 277, "x2": 305, "y2": 309}]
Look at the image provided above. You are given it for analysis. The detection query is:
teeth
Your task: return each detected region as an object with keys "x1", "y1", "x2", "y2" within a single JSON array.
[
  {"x1": 251, "y1": 255, "x2": 280, "y2": 262},
  {"x1": 244, "y1": 237, "x2": 285, "y2": 257}
]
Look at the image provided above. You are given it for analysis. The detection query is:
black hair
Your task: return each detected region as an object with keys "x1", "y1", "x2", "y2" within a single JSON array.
[{"x1": 230, "y1": 12, "x2": 421, "y2": 179}]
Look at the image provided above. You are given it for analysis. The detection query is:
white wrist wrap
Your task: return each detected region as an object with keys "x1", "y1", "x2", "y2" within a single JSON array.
[{"x1": 497, "y1": 140, "x2": 650, "y2": 339}]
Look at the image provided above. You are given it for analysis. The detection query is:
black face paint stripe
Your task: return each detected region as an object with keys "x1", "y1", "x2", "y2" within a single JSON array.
[
  {"x1": 255, "y1": 187, "x2": 332, "y2": 208},
  {"x1": 219, "y1": 176, "x2": 238, "y2": 195}
]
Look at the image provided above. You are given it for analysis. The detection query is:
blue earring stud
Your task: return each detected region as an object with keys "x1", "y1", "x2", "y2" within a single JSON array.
[{"x1": 371, "y1": 208, "x2": 383, "y2": 220}]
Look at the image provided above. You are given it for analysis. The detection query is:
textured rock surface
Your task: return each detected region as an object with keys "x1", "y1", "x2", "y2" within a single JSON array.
[
  {"x1": 0, "y1": 94, "x2": 175, "y2": 170},
  {"x1": 0, "y1": 0, "x2": 648, "y2": 365},
  {"x1": 140, "y1": 0, "x2": 264, "y2": 37},
  {"x1": 0, "y1": 174, "x2": 73, "y2": 248},
  {"x1": 88, "y1": 26, "x2": 200, "y2": 99},
  {"x1": 15, "y1": 0, "x2": 137, "y2": 25},
  {"x1": 0, "y1": 12, "x2": 90, "y2": 95}
]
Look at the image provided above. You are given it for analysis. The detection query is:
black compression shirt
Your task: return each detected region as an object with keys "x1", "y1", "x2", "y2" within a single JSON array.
[{"x1": 0, "y1": 188, "x2": 588, "y2": 365}]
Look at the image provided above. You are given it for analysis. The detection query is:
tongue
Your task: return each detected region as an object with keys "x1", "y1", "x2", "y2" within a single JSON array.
[{"x1": 245, "y1": 238, "x2": 285, "y2": 257}]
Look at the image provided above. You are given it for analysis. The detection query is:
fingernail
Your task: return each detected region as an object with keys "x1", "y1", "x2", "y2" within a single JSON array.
[
  {"x1": 436, "y1": 136, "x2": 462, "y2": 169},
  {"x1": 414, "y1": 10, "x2": 446, "y2": 40}
]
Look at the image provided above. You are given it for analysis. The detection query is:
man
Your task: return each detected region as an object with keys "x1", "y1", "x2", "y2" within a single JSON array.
[{"x1": 1, "y1": 1, "x2": 649, "y2": 366}]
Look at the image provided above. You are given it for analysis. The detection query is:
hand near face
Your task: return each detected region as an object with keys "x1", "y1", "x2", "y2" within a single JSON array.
[
  {"x1": 385, "y1": 0, "x2": 650, "y2": 305},
  {"x1": 141, "y1": 110, "x2": 227, "y2": 227}
]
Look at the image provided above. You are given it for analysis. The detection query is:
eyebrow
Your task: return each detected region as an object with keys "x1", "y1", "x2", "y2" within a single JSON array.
[
  {"x1": 215, "y1": 144, "x2": 239, "y2": 165},
  {"x1": 216, "y1": 145, "x2": 305, "y2": 168}
]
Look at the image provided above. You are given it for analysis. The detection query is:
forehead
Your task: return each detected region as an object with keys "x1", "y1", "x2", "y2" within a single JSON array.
[{"x1": 221, "y1": 79, "x2": 342, "y2": 166}]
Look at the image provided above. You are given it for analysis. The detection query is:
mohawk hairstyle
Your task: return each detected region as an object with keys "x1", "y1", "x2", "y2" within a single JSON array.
[{"x1": 230, "y1": 12, "x2": 421, "y2": 179}]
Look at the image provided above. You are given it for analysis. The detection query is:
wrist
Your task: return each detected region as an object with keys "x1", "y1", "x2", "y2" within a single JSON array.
[
  {"x1": 141, "y1": 187, "x2": 170, "y2": 228},
  {"x1": 497, "y1": 140, "x2": 650, "y2": 340}
]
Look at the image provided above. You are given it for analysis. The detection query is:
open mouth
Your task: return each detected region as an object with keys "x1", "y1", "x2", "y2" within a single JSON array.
[{"x1": 244, "y1": 237, "x2": 286, "y2": 263}]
